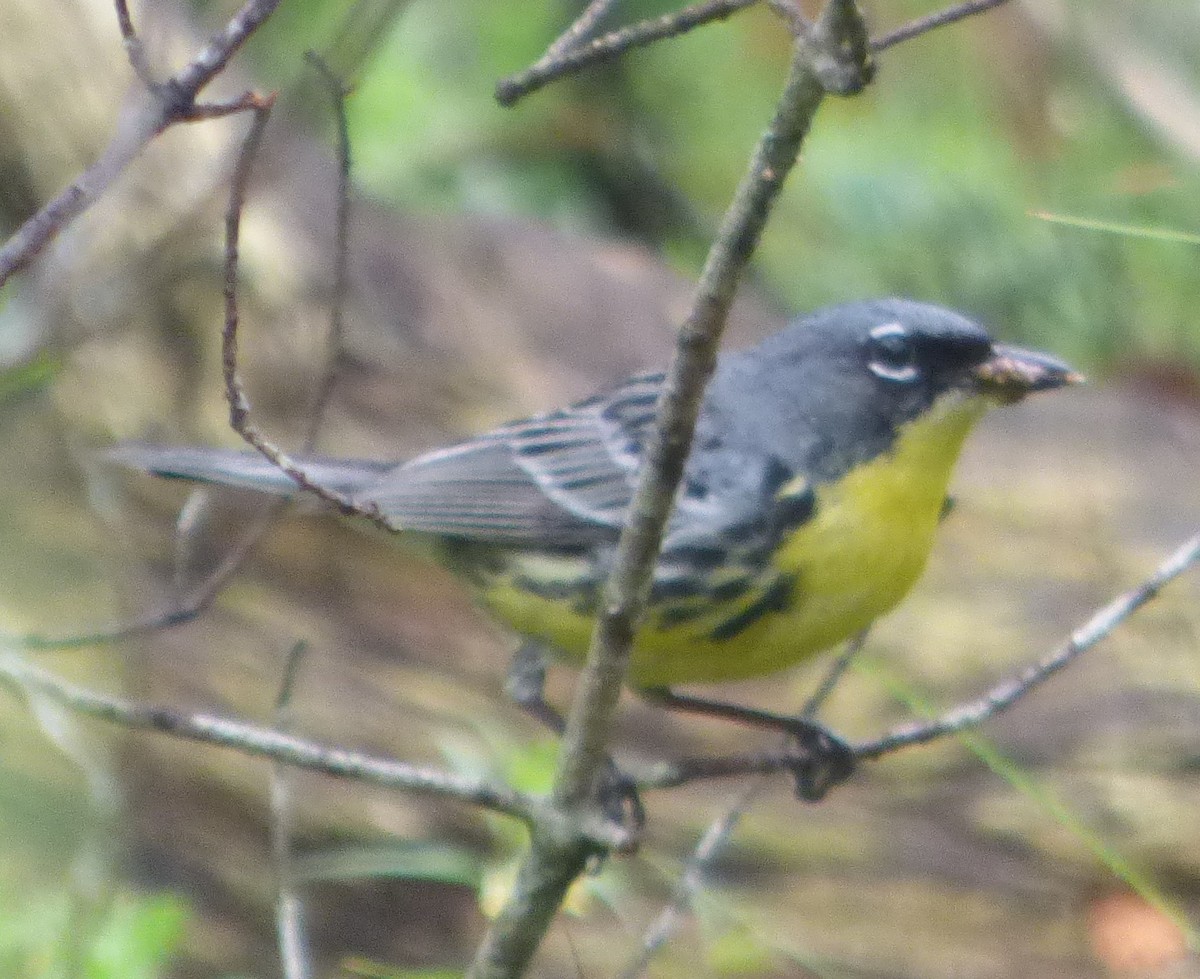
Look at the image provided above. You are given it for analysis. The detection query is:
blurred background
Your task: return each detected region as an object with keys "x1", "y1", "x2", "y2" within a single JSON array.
[{"x1": 1, "y1": 0, "x2": 1198, "y2": 976}]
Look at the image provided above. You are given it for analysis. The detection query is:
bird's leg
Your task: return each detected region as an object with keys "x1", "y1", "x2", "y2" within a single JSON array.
[
  {"x1": 504, "y1": 641, "x2": 565, "y2": 733},
  {"x1": 505, "y1": 643, "x2": 645, "y2": 830},
  {"x1": 639, "y1": 687, "x2": 856, "y2": 801}
]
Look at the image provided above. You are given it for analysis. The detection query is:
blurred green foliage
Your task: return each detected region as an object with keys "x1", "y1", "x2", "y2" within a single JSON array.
[
  {"x1": 0, "y1": 886, "x2": 188, "y2": 979},
  {"x1": 209, "y1": 0, "x2": 1200, "y2": 374}
]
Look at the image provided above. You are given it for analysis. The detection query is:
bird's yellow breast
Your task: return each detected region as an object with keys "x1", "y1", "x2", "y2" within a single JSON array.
[{"x1": 476, "y1": 395, "x2": 988, "y2": 687}]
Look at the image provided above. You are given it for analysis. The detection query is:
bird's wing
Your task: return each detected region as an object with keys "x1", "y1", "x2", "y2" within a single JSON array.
[
  {"x1": 356, "y1": 372, "x2": 665, "y2": 547},
  {"x1": 661, "y1": 444, "x2": 815, "y2": 570}
]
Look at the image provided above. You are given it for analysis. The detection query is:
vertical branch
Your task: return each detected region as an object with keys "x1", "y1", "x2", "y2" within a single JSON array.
[
  {"x1": 467, "y1": 5, "x2": 873, "y2": 976},
  {"x1": 552, "y1": 12, "x2": 846, "y2": 816},
  {"x1": 271, "y1": 641, "x2": 312, "y2": 979},
  {"x1": 300, "y1": 53, "x2": 354, "y2": 446}
]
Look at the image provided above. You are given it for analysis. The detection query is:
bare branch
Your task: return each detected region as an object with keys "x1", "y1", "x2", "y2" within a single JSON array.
[
  {"x1": 553, "y1": 0, "x2": 871, "y2": 817},
  {"x1": 468, "y1": 4, "x2": 875, "y2": 975},
  {"x1": 0, "y1": 652, "x2": 540, "y2": 823},
  {"x1": 870, "y1": 0, "x2": 1011, "y2": 52},
  {"x1": 855, "y1": 531, "x2": 1200, "y2": 759},
  {"x1": 114, "y1": 0, "x2": 134, "y2": 38},
  {"x1": 546, "y1": 0, "x2": 624, "y2": 60},
  {"x1": 114, "y1": 0, "x2": 156, "y2": 87},
  {"x1": 271, "y1": 641, "x2": 313, "y2": 979},
  {"x1": 10, "y1": 503, "x2": 281, "y2": 650},
  {"x1": 300, "y1": 52, "x2": 354, "y2": 442},
  {"x1": 218, "y1": 89, "x2": 398, "y2": 532},
  {"x1": 183, "y1": 91, "x2": 268, "y2": 121},
  {"x1": 0, "y1": 0, "x2": 284, "y2": 287},
  {"x1": 619, "y1": 781, "x2": 766, "y2": 979},
  {"x1": 799, "y1": 628, "x2": 868, "y2": 719},
  {"x1": 15, "y1": 56, "x2": 359, "y2": 658},
  {"x1": 170, "y1": 0, "x2": 284, "y2": 97},
  {"x1": 495, "y1": 0, "x2": 761, "y2": 106}
]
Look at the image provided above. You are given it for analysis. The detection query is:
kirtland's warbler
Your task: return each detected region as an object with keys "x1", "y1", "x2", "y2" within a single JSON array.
[{"x1": 111, "y1": 298, "x2": 1078, "y2": 704}]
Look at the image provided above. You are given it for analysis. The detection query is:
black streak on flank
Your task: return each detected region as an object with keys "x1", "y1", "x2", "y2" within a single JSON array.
[
  {"x1": 707, "y1": 575, "x2": 754, "y2": 603},
  {"x1": 657, "y1": 602, "x2": 711, "y2": 630},
  {"x1": 665, "y1": 544, "x2": 729, "y2": 571},
  {"x1": 761, "y1": 456, "x2": 793, "y2": 495},
  {"x1": 708, "y1": 573, "x2": 797, "y2": 642},
  {"x1": 650, "y1": 574, "x2": 709, "y2": 602}
]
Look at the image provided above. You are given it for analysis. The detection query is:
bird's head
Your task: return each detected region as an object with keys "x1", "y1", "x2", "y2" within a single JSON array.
[{"x1": 732, "y1": 298, "x2": 1082, "y2": 480}]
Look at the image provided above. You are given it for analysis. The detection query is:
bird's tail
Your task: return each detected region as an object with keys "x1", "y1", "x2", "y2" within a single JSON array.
[{"x1": 106, "y1": 443, "x2": 393, "y2": 498}]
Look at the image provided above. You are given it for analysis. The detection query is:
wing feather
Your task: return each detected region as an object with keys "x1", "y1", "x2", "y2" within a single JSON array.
[{"x1": 354, "y1": 372, "x2": 665, "y2": 547}]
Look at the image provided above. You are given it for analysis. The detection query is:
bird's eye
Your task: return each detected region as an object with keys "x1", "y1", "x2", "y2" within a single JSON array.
[{"x1": 867, "y1": 323, "x2": 920, "y2": 383}]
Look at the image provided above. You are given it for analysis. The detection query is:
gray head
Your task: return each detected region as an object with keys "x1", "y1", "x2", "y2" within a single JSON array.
[{"x1": 698, "y1": 298, "x2": 1079, "y2": 483}]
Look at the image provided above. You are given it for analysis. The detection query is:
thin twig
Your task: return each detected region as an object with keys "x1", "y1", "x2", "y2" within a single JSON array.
[
  {"x1": 220, "y1": 95, "x2": 397, "y2": 532},
  {"x1": 183, "y1": 92, "x2": 268, "y2": 121},
  {"x1": 870, "y1": 0, "x2": 1011, "y2": 52},
  {"x1": 300, "y1": 52, "x2": 353, "y2": 442},
  {"x1": 114, "y1": 0, "x2": 134, "y2": 37},
  {"x1": 799, "y1": 627, "x2": 868, "y2": 719},
  {"x1": 271, "y1": 640, "x2": 312, "y2": 979},
  {"x1": 495, "y1": 0, "x2": 761, "y2": 106},
  {"x1": 18, "y1": 56, "x2": 358, "y2": 656},
  {"x1": 622, "y1": 631, "x2": 865, "y2": 978},
  {"x1": 619, "y1": 780, "x2": 766, "y2": 979},
  {"x1": 0, "y1": 0, "x2": 283, "y2": 287},
  {"x1": 765, "y1": 0, "x2": 811, "y2": 36},
  {"x1": 855, "y1": 531, "x2": 1200, "y2": 759},
  {"x1": 12, "y1": 505, "x2": 282, "y2": 650},
  {"x1": 546, "y1": 0, "x2": 624, "y2": 60},
  {"x1": 114, "y1": 0, "x2": 155, "y2": 87},
  {"x1": 636, "y1": 749, "x2": 800, "y2": 790},
  {"x1": 170, "y1": 0, "x2": 284, "y2": 98},
  {"x1": 0, "y1": 652, "x2": 542, "y2": 824}
]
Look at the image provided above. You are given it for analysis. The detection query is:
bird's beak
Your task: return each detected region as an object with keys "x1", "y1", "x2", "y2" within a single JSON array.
[{"x1": 971, "y1": 344, "x2": 1084, "y2": 404}]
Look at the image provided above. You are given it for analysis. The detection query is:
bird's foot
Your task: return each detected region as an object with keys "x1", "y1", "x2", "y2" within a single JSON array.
[{"x1": 779, "y1": 718, "x2": 856, "y2": 801}]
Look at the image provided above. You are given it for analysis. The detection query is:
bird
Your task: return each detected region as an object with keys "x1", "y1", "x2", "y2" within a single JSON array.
[{"x1": 109, "y1": 297, "x2": 1079, "y2": 786}]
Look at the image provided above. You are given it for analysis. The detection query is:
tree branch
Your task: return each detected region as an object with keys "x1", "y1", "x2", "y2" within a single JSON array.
[
  {"x1": 0, "y1": 652, "x2": 544, "y2": 824},
  {"x1": 855, "y1": 530, "x2": 1200, "y2": 759},
  {"x1": 0, "y1": 0, "x2": 284, "y2": 287},
  {"x1": 217, "y1": 82, "x2": 401, "y2": 535},
  {"x1": 544, "y1": 0, "x2": 624, "y2": 60},
  {"x1": 495, "y1": 0, "x2": 761, "y2": 106},
  {"x1": 466, "y1": 4, "x2": 874, "y2": 976},
  {"x1": 870, "y1": 0, "x2": 1011, "y2": 52},
  {"x1": 270, "y1": 641, "x2": 313, "y2": 979}
]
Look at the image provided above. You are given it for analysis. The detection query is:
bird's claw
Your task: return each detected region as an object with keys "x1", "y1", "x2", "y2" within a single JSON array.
[
  {"x1": 598, "y1": 759, "x2": 645, "y2": 841},
  {"x1": 783, "y1": 722, "x2": 856, "y2": 801}
]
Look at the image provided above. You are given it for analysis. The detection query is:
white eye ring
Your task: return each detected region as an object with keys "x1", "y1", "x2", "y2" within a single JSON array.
[{"x1": 867, "y1": 322, "x2": 920, "y2": 383}]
